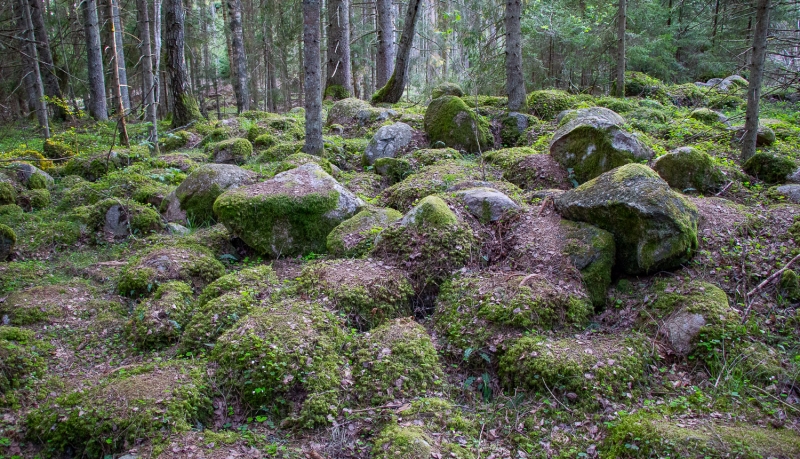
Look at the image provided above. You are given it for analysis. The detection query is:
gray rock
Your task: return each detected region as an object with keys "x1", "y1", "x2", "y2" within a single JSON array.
[
  {"x1": 507, "y1": 111, "x2": 529, "y2": 132},
  {"x1": 161, "y1": 191, "x2": 187, "y2": 223},
  {"x1": 549, "y1": 107, "x2": 653, "y2": 183},
  {"x1": 326, "y1": 98, "x2": 370, "y2": 126},
  {"x1": 167, "y1": 222, "x2": 191, "y2": 235},
  {"x1": 718, "y1": 75, "x2": 748, "y2": 92},
  {"x1": 775, "y1": 184, "x2": 800, "y2": 203},
  {"x1": 664, "y1": 312, "x2": 706, "y2": 356},
  {"x1": 733, "y1": 125, "x2": 776, "y2": 147},
  {"x1": 363, "y1": 122, "x2": 414, "y2": 165},
  {"x1": 357, "y1": 108, "x2": 397, "y2": 125},
  {"x1": 455, "y1": 187, "x2": 519, "y2": 222},
  {"x1": 8, "y1": 162, "x2": 54, "y2": 189},
  {"x1": 103, "y1": 204, "x2": 130, "y2": 238},
  {"x1": 787, "y1": 168, "x2": 800, "y2": 184},
  {"x1": 652, "y1": 147, "x2": 725, "y2": 193},
  {"x1": 172, "y1": 164, "x2": 258, "y2": 225}
]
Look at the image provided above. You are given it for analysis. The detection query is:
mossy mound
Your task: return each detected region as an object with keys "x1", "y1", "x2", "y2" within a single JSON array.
[
  {"x1": 780, "y1": 269, "x2": 800, "y2": 301},
  {"x1": 484, "y1": 147, "x2": 572, "y2": 190},
  {"x1": 0, "y1": 181, "x2": 17, "y2": 205},
  {"x1": 527, "y1": 90, "x2": 577, "y2": 120},
  {"x1": 0, "y1": 223, "x2": 16, "y2": 261},
  {"x1": 352, "y1": 318, "x2": 444, "y2": 405},
  {"x1": 323, "y1": 137, "x2": 369, "y2": 171},
  {"x1": 0, "y1": 326, "x2": 48, "y2": 394},
  {"x1": 17, "y1": 188, "x2": 51, "y2": 210},
  {"x1": 373, "y1": 424, "x2": 433, "y2": 459},
  {"x1": 339, "y1": 171, "x2": 383, "y2": 200},
  {"x1": 434, "y1": 272, "x2": 593, "y2": 365},
  {"x1": 499, "y1": 334, "x2": 651, "y2": 402},
  {"x1": 689, "y1": 108, "x2": 725, "y2": 124},
  {"x1": 653, "y1": 147, "x2": 726, "y2": 193},
  {"x1": 172, "y1": 163, "x2": 258, "y2": 225},
  {"x1": 4, "y1": 162, "x2": 53, "y2": 189},
  {"x1": 211, "y1": 137, "x2": 253, "y2": 164},
  {"x1": 424, "y1": 96, "x2": 490, "y2": 153},
  {"x1": 0, "y1": 282, "x2": 96, "y2": 325},
  {"x1": 327, "y1": 207, "x2": 402, "y2": 257},
  {"x1": 253, "y1": 132, "x2": 277, "y2": 149},
  {"x1": 324, "y1": 84, "x2": 350, "y2": 100},
  {"x1": 162, "y1": 130, "x2": 192, "y2": 151},
  {"x1": 42, "y1": 138, "x2": 76, "y2": 160},
  {"x1": 257, "y1": 140, "x2": 304, "y2": 163},
  {"x1": 179, "y1": 265, "x2": 281, "y2": 352},
  {"x1": 26, "y1": 362, "x2": 212, "y2": 457},
  {"x1": 127, "y1": 281, "x2": 195, "y2": 350},
  {"x1": 374, "y1": 157, "x2": 413, "y2": 184},
  {"x1": 199, "y1": 126, "x2": 231, "y2": 147},
  {"x1": 602, "y1": 413, "x2": 800, "y2": 459},
  {"x1": 117, "y1": 244, "x2": 226, "y2": 298},
  {"x1": 327, "y1": 97, "x2": 371, "y2": 126},
  {"x1": 276, "y1": 152, "x2": 334, "y2": 175},
  {"x1": 70, "y1": 198, "x2": 162, "y2": 239},
  {"x1": 623, "y1": 71, "x2": 667, "y2": 100},
  {"x1": 561, "y1": 220, "x2": 617, "y2": 307},
  {"x1": 211, "y1": 298, "x2": 346, "y2": 427},
  {"x1": 298, "y1": 259, "x2": 413, "y2": 330},
  {"x1": 60, "y1": 169, "x2": 171, "y2": 210},
  {"x1": 734, "y1": 125, "x2": 776, "y2": 147},
  {"x1": 743, "y1": 152, "x2": 796, "y2": 184},
  {"x1": 431, "y1": 82, "x2": 464, "y2": 99},
  {"x1": 411, "y1": 148, "x2": 462, "y2": 166},
  {"x1": 61, "y1": 153, "x2": 126, "y2": 182}
]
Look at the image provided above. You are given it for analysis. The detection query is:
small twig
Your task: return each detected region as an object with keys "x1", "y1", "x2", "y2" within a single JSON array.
[
  {"x1": 747, "y1": 253, "x2": 800, "y2": 298},
  {"x1": 715, "y1": 181, "x2": 734, "y2": 196},
  {"x1": 751, "y1": 385, "x2": 800, "y2": 414},
  {"x1": 541, "y1": 378, "x2": 573, "y2": 413}
]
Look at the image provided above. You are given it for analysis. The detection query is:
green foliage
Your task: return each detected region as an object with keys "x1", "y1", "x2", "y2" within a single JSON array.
[
  {"x1": 622, "y1": 72, "x2": 667, "y2": 101},
  {"x1": 42, "y1": 138, "x2": 76, "y2": 160},
  {"x1": 258, "y1": 141, "x2": 304, "y2": 162},
  {"x1": 411, "y1": 148, "x2": 462, "y2": 166},
  {"x1": 0, "y1": 326, "x2": 48, "y2": 395},
  {"x1": 162, "y1": 130, "x2": 192, "y2": 152},
  {"x1": 19, "y1": 189, "x2": 51, "y2": 210},
  {"x1": 127, "y1": 281, "x2": 195, "y2": 350},
  {"x1": 0, "y1": 182, "x2": 17, "y2": 205},
  {"x1": 324, "y1": 84, "x2": 350, "y2": 100}
]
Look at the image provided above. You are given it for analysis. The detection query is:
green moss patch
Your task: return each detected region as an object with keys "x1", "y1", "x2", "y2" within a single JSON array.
[
  {"x1": 327, "y1": 207, "x2": 402, "y2": 257},
  {"x1": 117, "y1": 244, "x2": 226, "y2": 298},
  {"x1": 527, "y1": 90, "x2": 577, "y2": 120},
  {"x1": 743, "y1": 152, "x2": 796, "y2": 184},
  {"x1": 69, "y1": 198, "x2": 162, "y2": 239},
  {"x1": 127, "y1": 281, "x2": 194, "y2": 350},
  {"x1": 211, "y1": 137, "x2": 253, "y2": 165},
  {"x1": 484, "y1": 147, "x2": 572, "y2": 190},
  {"x1": 424, "y1": 96, "x2": 490, "y2": 153},
  {"x1": 276, "y1": 152, "x2": 334, "y2": 175},
  {"x1": 653, "y1": 147, "x2": 725, "y2": 193},
  {"x1": 411, "y1": 148, "x2": 462, "y2": 166},
  {"x1": 373, "y1": 424, "x2": 433, "y2": 459},
  {"x1": 431, "y1": 83, "x2": 464, "y2": 99},
  {"x1": 0, "y1": 326, "x2": 49, "y2": 395},
  {"x1": 0, "y1": 282, "x2": 95, "y2": 325}
]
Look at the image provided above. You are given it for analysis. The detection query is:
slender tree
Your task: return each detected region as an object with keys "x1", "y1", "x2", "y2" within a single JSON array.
[
  {"x1": 302, "y1": 0, "x2": 323, "y2": 155},
  {"x1": 18, "y1": 0, "x2": 49, "y2": 137},
  {"x1": 105, "y1": 0, "x2": 129, "y2": 146},
  {"x1": 375, "y1": 0, "x2": 394, "y2": 88},
  {"x1": 371, "y1": 0, "x2": 422, "y2": 104},
  {"x1": 164, "y1": 0, "x2": 203, "y2": 127},
  {"x1": 136, "y1": 0, "x2": 158, "y2": 152},
  {"x1": 28, "y1": 0, "x2": 67, "y2": 121},
  {"x1": 505, "y1": 0, "x2": 525, "y2": 111},
  {"x1": 325, "y1": 0, "x2": 352, "y2": 98},
  {"x1": 741, "y1": 0, "x2": 771, "y2": 162},
  {"x1": 81, "y1": 0, "x2": 108, "y2": 120},
  {"x1": 615, "y1": 0, "x2": 626, "y2": 97},
  {"x1": 226, "y1": 0, "x2": 250, "y2": 112},
  {"x1": 109, "y1": 0, "x2": 131, "y2": 111}
]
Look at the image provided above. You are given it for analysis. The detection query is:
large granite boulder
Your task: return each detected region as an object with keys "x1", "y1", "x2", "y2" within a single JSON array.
[
  {"x1": 652, "y1": 147, "x2": 725, "y2": 193},
  {"x1": 454, "y1": 187, "x2": 519, "y2": 223},
  {"x1": 555, "y1": 163, "x2": 699, "y2": 274},
  {"x1": 549, "y1": 107, "x2": 653, "y2": 183},
  {"x1": 424, "y1": 96, "x2": 490, "y2": 153},
  {"x1": 165, "y1": 164, "x2": 258, "y2": 224},
  {"x1": 213, "y1": 163, "x2": 364, "y2": 257},
  {"x1": 363, "y1": 122, "x2": 414, "y2": 166}
]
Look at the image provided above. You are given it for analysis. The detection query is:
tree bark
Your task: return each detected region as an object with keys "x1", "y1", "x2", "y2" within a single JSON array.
[
  {"x1": 615, "y1": 0, "x2": 626, "y2": 98},
  {"x1": 324, "y1": 0, "x2": 352, "y2": 98},
  {"x1": 226, "y1": 0, "x2": 250, "y2": 112},
  {"x1": 18, "y1": 0, "x2": 50, "y2": 137},
  {"x1": 371, "y1": 0, "x2": 422, "y2": 104},
  {"x1": 505, "y1": 0, "x2": 525, "y2": 111},
  {"x1": 741, "y1": 0, "x2": 771, "y2": 162},
  {"x1": 105, "y1": 0, "x2": 129, "y2": 146},
  {"x1": 28, "y1": 0, "x2": 67, "y2": 121},
  {"x1": 164, "y1": 0, "x2": 202, "y2": 127},
  {"x1": 302, "y1": 0, "x2": 323, "y2": 156},
  {"x1": 81, "y1": 0, "x2": 108, "y2": 120},
  {"x1": 110, "y1": 0, "x2": 130, "y2": 111},
  {"x1": 153, "y1": 0, "x2": 163, "y2": 116},
  {"x1": 136, "y1": 0, "x2": 159, "y2": 152},
  {"x1": 375, "y1": 0, "x2": 394, "y2": 88}
]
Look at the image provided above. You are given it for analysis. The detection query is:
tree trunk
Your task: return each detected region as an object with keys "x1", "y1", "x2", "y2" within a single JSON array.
[
  {"x1": 164, "y1": 0, "x2": 202, "y2": 127},
  {"x1": 136, "y1": 0, "x2": 159, "y2": 152},
  {"x1": 81, "y1": 0, "x2": 108, "y2": 120},
  {"x1": 375, "y1": 0, "x2": 394, "y2": 88},
  {"x1": 741, "y1": 0, "x2": 771, "y2": 162},
  {"x1": 226, "y1": 0, "x2": 250, "y2": 112},
  {"x1": 110, "y1": 0, "x2": 130, "y2": 111},
  {"x1": 505, "y1": 0, "x2": 525, "y2": 111},
  {"x1": 18, "y1": 0, "x2": 50, "y2": 137},
  {"x1": 302, "y1": 0, "x2": 323, "y2": 155},
  {"x1": 615, "y1": 0, "x2": 626, "y2": 98},
  {"x1": 106, "y1": 0, "x2": 129, "y2": 146},
  {"x1": 153, "y1": 0, "x2": 163, "y2": 116},
  {"x1": 371, "y1": 0, "x2": 421, "y2": 104},
  {"x1": 324, "y1": 0, "x2": 352, "y2": 98},
  {"x1": 28, "y1": 0, "x2": 67, "y2": 121}
]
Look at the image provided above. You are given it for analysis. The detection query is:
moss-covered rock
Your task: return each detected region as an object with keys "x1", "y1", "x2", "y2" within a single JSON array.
[
  {"x1": 527, "y1": 90, "x2": 577, "y2": 120},
  {"x1": 424, "y1": 96, "x2": 489, "y2": 153},
  {"x1": 42, "y1": 138, "x2": 76, "y2": 160},
  {"x1": 127, "y1": 281, "x2": 194, "y2": 350},
  {"x1": 18, "y1": 188, "x2": 51, "y2": 210},
  {"x1": 0, "y1": 283, "x2": 98, "y2": 325},
  {"x1": 549, "y1": 107, "x2": 654, "y2": 183},
  {"x1": 0, "y1": 326, "x2": 48, "y2": 394},
  {"x1": 374, "y1": 157, "x2": 413, "y2": 184},
  {"x1": 689, "y1": 107, "x2": 726, "y2": 124},
  {"x1": 743, "y1": 152, "x2": 796, "y2": 184},
  {"x1": 211, "y1": 137, "x2": 253, "y2": 164},
  {"x1": 555, "y1": 164, "x2": 699, "y2": 274},
  {"x1": 780, "y1": 269, "x2": 800, "y2": 302},
  {"x1": 653, "y1": 147, "x2": 726, "y2": 193},
  {"x1": 275, "y1": 152, "x2": 334, "y2": 175},
  {"x1": 257, "y1": 140, "x2": 305, "y2": 162},
  {"x1": 623, "y1": 71, "x2": 667, "y2": 99},
  {"x1": 199, "y1": 126, "x2": 231, "y2": 147},
  {"x1": 352, "y1": 318, "x2": 443, "y2": 405},
  {"x1": 211, "y1": 298, "x2": 346, "y2": 427},
  {"x1": 454, "y1": 187, "x2": 520, "y2": 223},
  {"x1": 299, "y1": 259, "x2": 413, "y2": 330},
  {"x1": 170, "y1": 163, "x2": 258, "y2": 225},
  {"x1": 373, "y1": 424, "x2": 433, "y2": 459},
  {"x1": 364, "y1": 122, "x2": 414, "y2": 166},
  {"x1": 117, "y1": 244, "x2": 226, "y2": 298},
  {"x1": 326, "y1": 97, "x2": 371, "y2": 126},
  {"x1": 253, "y1": 132, "x2": 277, "y2": 149},
  {"x1": 0, "y1": 181, "x2": 17, "y2": 205},
  {"x1": 484, "y1": 147, "x2": 572, "y2": 190},
  {"x1": 213, "y1": 163, "x2": 363, "y2": 257},
  {"x1": 62, "y1": 153, "x2": 124, "y2": 181},
  {"x1": 6, "y1": 162, "x2": 53, "y2": 190},
  {"x1": 326, "y1": 207, "x2": 403, "y2": 257},
  {"x1": 71, "y1": 198, "x2": 162, "y2": 239},
  {"x1": 561, "y1": 220, "x2": 616, "y2": 307},
  {"x1": 324, "y1": 84, "x2": 350, "y2": 100},
  {"x1": 411, "y1": 148, "x2": 462, "y2": 166},
  {"x1": 162, "y1": 130, "x2": 192, "y2": 151},
  {"x1": 431, "y1": 82, "x2": 464, "y2": 99},
  {"x1": 0, "y1": 223, "x2": 15, "y2": 261},
  {"x1": 26, "y1": 361, "x2": 212, "y2": 457},
  {"x1": 499, "y1": 333, "x2": 651, "y2": 401},
  {"x1": 734, "y1": 125, "x2": 776, "y2": 147}
]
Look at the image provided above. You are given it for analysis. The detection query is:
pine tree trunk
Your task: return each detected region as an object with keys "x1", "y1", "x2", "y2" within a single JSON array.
[
  {"x1": 153, "y1": 0, "x2": 163, "y2": 116},
  {"x1": 325, "y1": 0, "x2": 352, "y2": 98},
  {"x1": 226, "y1": 0, "x2": 250, "y2": 112},
  {"x1": 615, "y1": 0, "x2": 626, "y2": 97},
  {"x1": 106, "y1": 0, "x2": 129, "y2": 146},
  {"x1": 164, "y1": 0, "x2": 202, "y2": 127},
  {"x1": 81, "y1": 0, "x2": 108, "y2": 120},
  {"x1": 27, "y1": 0, "x2": 67, "y2": 121},
  {"x1": 505, "y1": 0, "x2": 525, "y2": 111},
  {"x1": 18, "y1": 0, "x2": 50, "y2": 137},
  {"x1": 375, "y1": 0, "x2": 394, "y2": 88},
  {"x1": 302, "y1": 0, "x2": 323, "y2": 156},
  {"x1": 371, "y1": 0, "x2": 421, "y2": 104},
  {"x1": 110, "y1": 0, "x2": 130, "y2": 111},
  {"x1": 741, "y1": 0, "x2": 771, "y2": 162},
  {"x1": 136, "y1": 0, "x2": 159, "y2": 152}
]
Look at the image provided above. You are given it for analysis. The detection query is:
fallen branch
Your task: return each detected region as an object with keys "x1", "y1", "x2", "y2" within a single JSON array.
[{"x1": 747, "y1": 252, "x2": 800, "y2": 298}]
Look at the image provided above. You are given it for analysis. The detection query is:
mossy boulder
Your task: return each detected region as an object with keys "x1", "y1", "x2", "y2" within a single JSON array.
[
  {"x1": 499, "y1": 334, "x2": 651, "y2": 402},
  {"x1": 652, "y1": 147, "x2": 726, "y2": 193},
  {"x1": 352, "y1": 318, "x2": 444, "y2": 405},
  {"x1": 623, "y1": 71, "x2": 667, "y2": 99},
  {"x1": 199, "y1": 126, "x2": 231, "y2": 147},
  {"x1": 326, "y1": 207, "x2": 403, "y2": 257},
  {"x1": 26, "y1": 362, "x2": 211, "y2": 457},
  {"x1": 454, "y1": 187, "x2": 519, "y2": 223},
  {"x1": 127, "y1": 281, "x2": 194, "y2": 350},
  {"x1": 42, "y1": 138, "x2": 76, "y2": 160},
  {"x1": 500, "y1": 112, "x2": 530, "y2": 147},
  {"x1": 549, "y1": 107, "x2": 654, "y2": 183},
  {"x1": 374, "y1": 157, "x2": 413, "y2": 184},
  {"x1": 424, "y1": 96, "x2": 490, "y2": 153},
  {"x1": 555, "y1": 164, "x2": 699, "y2": 274},
  {"x1": 211, "y1": 298, "x2": 346, "y2": 427},
  {"x1": 162, "y1": 130, "x2": 192, "y2": 151},
  {"x1": 71, "y1": 198, "x2": 162, "y2": 239},
  {"x1": 434, "y1": 272, "x2": 594, "y2": 365},
  {"x1": 7, "y1": 162, "x2": 53, "y2": 190},
  {"x1": 298, "y1": 259, "x2": 413, "y2": 330},
  {"x1": 484, "y1": 147, "x2": 572, "y2": 190},
  {"x1": 561, "y1": 220, "x2": 616, "y2": 307},
  {"x1": 373, "y1": 425, "x2": 433, "y2": 459},
  {"x1": 364, "y1": 122, "x2": 415, "y2": 165},
  {"x1": 211, "y1": 137, "x2": 253, "y2": 164},
  {"x1": 527, "y1": 90, "x2": 577, "y2": 120},
  {"x1": 0, "y1": 283, "x2": 96, "y2": 325},
  {"x1": 18, "y1": 188, "x2": 51, "y2": 210},
  {"x1": 734, "y1": 125, "x2": 776, "y2": 147},
  {"x1": 117, "y1": 244, "x2": 226, "y2": 298},
  {"x1": 275, "y1": 152, "x2": 334, "y2": 175},
  {"x1": 411, "y1": 148, "x2": 462, "y2": 166},
  {"x1": 0, "y1": 223, "x2": 15, "y2": 261},
  {"x1": 0, "y1": 181, "x2": 17, "y2": 205},
  {"x1": 324, "y1": 84, "x2": 350, "y2": 100},
  {"x1": 780, "y1": 269, "x2": 800, "y2": 302},
  {"x1": 743, "y1": 152, "x2": 796, "y2": 184},
  {"x1": 253, "y1": 132, "x2": 277, "y2": 149},
  {"x1": 0, "y1": 326, "x2": 48, "y2": 394},
  {"x1": 431, "y1": 82, "x2": 464, "y2": 99},
  {"x1": 258, "y1": 140, "x2": 304, "y2": 162},
  {"x1": 62, "y1": 153, "x2": 124, "y2": 181},
  {"x1": 213, "y1": 163, "x2": 364, "y2": 257},
  {"x1": 326, "y1": 97, "x2": 371, "y2": 126},
  {"x1": 169, "y1": 163, "x2": 258, "y2": 225},
  {"x1": 689, "y1": 107, "x2": 727, "y2": 124}
]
